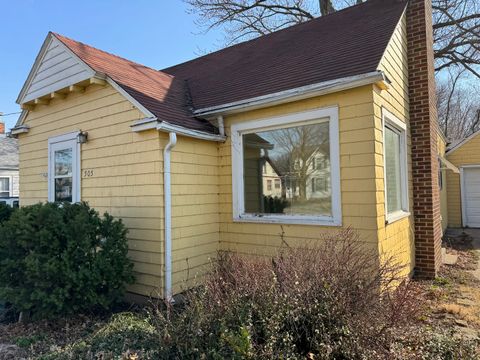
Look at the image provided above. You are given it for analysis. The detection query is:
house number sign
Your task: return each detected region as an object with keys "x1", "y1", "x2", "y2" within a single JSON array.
[{"x1": 83, "y1": 169, "x2": 94, "y2": 177}]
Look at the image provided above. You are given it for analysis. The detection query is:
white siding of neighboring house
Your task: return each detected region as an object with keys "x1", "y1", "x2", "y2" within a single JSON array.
[
  {"x1": 262, "y1": 161, "x2": 282, "y2": 198},
  {"x1": 0, "y1": 169, "x2": 19, "y2": 198},
  {"x1": 285, "y1": 152, "x2": 331, "y2": 200}
]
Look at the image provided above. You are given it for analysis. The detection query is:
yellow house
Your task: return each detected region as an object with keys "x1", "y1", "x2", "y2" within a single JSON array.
[
  {"x1": 12, "y1": 0, "x2": 444, "y2": 300},
  {"x1": 445, "y1": 131, "x2": 480, "y2": 228}
]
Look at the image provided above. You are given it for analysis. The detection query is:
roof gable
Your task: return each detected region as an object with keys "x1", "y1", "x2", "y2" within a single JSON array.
[
  {"x1": 52, "y1": 33, "x2": 218, "y2": 134},
  {"x1": 447, "y1": 130, "x2": 480, "y2": 155},
  {"x1": 17, "y1": 35, "x2": 95, "y2": 104},
  {"x1": 16, "y1": 0, "x2": 406, "y2": 137}
]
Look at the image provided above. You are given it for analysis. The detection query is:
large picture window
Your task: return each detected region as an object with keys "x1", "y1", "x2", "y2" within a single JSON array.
[
  {"x1": 383, "y1": 109, "x2": 409, "y2": 222},
  {"x1": 231, "y1": 107, "x2": 341, "y2": 225},
  {"x1": 48, "y1": 132, "x2": 81, "y2": 203},
  {"x1": 0, "y1": 177, "x2": 10, "y2": 198}
]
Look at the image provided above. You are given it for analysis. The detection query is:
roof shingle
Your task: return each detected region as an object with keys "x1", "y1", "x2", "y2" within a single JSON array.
[
  {"x1": 53, "y1": 0, "x2": 406, "y2": 135},
  {"x1": 54, "y1": 34, "x2": 218, "y2": 133},
  {"x1": 162, "y1": 0, "x2": 407, "y2": 110}
]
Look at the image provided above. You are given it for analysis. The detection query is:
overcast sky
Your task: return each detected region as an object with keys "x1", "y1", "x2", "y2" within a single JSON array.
[{"x1": 0, "y1": 0, "x2": 222, "y2": 131}]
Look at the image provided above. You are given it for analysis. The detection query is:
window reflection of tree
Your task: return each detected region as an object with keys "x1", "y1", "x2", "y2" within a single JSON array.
[
  {"x1": 243, "y1": 121, "x2": 331, "y2": 216},
  {"x1": 268, "y1": 122, "x2": 329, "y2": 201}
]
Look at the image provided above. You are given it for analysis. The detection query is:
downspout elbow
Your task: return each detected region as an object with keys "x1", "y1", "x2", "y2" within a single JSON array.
[
  {"x1": 163, "y1": 132, "x2": 177, "y2": 303},
  {"x1": 217, "y1": 115, "x2": 225, "y2": 137}
]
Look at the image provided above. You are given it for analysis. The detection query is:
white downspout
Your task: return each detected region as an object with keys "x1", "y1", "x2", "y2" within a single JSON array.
[
  {"x1": 217, "y1": 115, "x2": 225, "y2": 136},
  {"x1": 163, "y1": 132, "x2": 177, "y2": 302}
]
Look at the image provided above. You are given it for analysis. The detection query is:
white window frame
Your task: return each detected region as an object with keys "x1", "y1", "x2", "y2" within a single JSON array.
[
  {"x1": 48, "y1": 131, "x2": 81, "y2": 203},
  {"x1": 231, "y1": 106, "x2": 342, "y2": 226},
  {"x1": 0, "y1": 176, "x2": 12, "y2": 198},
  {"x1": 382, "y1": 108, "x2": 409, "y2": 223}
]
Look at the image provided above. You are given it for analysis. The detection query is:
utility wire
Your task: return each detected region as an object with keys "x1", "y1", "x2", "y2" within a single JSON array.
[{"x1": 0, "y1": 111, "x2": 22, "y2": 117}]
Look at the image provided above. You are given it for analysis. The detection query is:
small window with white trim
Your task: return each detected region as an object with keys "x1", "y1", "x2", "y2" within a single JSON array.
[
  {"x1": 231, "y1": 107, "x2": 341, "y2": 225},
  {"x1": 0, "y1": 177, "x2": 10, "y2": 198},
  {"x1": 48, "y1": 132, "x2": 81, "y2": 203},
  {"x1": 383, "y1": 109, "x2": 409, "y2": 222}
]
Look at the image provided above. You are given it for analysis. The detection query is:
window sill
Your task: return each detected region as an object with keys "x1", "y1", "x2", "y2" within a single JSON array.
[
  {"x1": 233, "y1": 215, "x2": 342, "y2": 227},
  {"x1": 385, "y1": 211, "x2": 411, "y2": 225}
]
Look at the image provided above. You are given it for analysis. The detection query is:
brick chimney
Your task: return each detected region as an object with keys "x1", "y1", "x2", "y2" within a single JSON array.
[{"x1": 407, "y1": 0, "x2": 442, "y2": 278}]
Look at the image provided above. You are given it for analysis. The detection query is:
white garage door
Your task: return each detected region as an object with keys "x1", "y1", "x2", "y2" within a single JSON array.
[{"x1": 463, "y1": 167, "x2": 480, "y2": 228}]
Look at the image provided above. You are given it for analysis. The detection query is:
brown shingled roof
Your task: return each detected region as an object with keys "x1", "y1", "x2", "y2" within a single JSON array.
[
  {"x1": 163, "y1": 0, "x2": 407, "y2": 110},
  {"x1": 53, "y1": 33, "x2": 218, "y2": 134},
  {"x1": 54, "y1": 0, "x2": 406, "y2": 135}
]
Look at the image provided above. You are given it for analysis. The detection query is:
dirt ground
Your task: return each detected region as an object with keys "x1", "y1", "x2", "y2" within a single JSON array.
[
  {"x1": 1, "y1": 229, "x2": 479, "y2": 359},
  {"x1": 419, "y1": 228, "x2": 480, "y2": 340}
]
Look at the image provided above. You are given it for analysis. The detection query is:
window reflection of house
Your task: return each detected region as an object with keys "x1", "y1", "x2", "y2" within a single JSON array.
[
  {"x1": 283, "y1": 150, "x2": 331, "y2": 201},
  {"x1": 262, "y1": 159, "x2": 283, "y2": 198},
  {"x1": 242, "y1": 122, "x2": 332, "y2": 217}
]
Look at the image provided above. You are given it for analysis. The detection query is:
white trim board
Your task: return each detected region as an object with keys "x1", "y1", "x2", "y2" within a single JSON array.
[
  {"x1": 130, "y1": 118, "x2": 226, "y2": 142},
  {"x1": 460, "y1": 165, "x2": 480, "y2": 228},
  {"x1": 15, "y1": 33, "x2": 154, "y2": 129},
  {"x1": 230, "y1": 106, "x2": 342, "y2": 226},
  {"x1": 48, "y1": 131, "x2": 81, "y2": 203},
  {"x1": 17, "y1": 34, "x2": 95, "y2": 105},
  {"x1": 196, "y1": 71, "x2": 388, "y2": 117},
  {"x1": 106, "y1": 78, "x2": 155, "y2": 119},
  {"x1": 382, "y1": 107, "x2": 409, "y2": 224},
  {"x1": 447, "y1": 130, "x2": 480, "y2": 155},
  {"x1": 0, "y1": 175, "x2": 13, "y2": 198}
]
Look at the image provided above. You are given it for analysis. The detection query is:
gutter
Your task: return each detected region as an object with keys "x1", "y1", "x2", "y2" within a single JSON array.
[
  {"x1": 194, "y1": 71, "x2": 389, "y2": 117},
  {"x1": 163, "y1": 132, "x2": 177, "y2": 302},
  {"x1": 131, "y1": 118, "x2": 226, "y2": 142},
  {"x1": 9, "y1": 125, "x2": 30, "y2": 137}
]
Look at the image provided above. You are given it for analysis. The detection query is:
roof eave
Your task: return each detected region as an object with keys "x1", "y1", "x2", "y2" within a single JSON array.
[
  {"x1": 446, "y1": 130, "x2": 480, "y2": 155},
  {"x1": 16, "y1": 33, "x2": 54, "y2": 105},
  {"x1": 131, "y1": 118, "x2": 226, "y2": 142},
  {"x1": 194, "y1": 71, "x2": 388, "y2": 118}
]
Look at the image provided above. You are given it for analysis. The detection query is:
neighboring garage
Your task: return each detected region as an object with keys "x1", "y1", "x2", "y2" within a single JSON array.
[{"x1": 446, "y1": 130, "x2": 480, "y2": 228}]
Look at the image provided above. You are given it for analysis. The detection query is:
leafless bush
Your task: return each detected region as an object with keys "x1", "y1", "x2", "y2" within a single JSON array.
[{"x1": 152, "y1": 228, "x2": 421, "y2": 359}]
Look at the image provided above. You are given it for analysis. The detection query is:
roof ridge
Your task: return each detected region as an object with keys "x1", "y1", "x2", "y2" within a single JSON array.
[
  {"x1": 51, "y1": 32, "x2": 174, "y2": 79},
  {"x1": 161, "y1": 0, "x2": 404, "y2": 72}
]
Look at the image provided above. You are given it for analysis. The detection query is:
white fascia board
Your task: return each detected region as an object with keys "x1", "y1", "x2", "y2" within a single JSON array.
[
  {"x1": 105, "y1": 78, "x2": 156, "y2": 119},
  {"x1": 157, "y1": 121, "x2": 226, "y2": 142},
  {"x1": 9, "y1": 125, "x2": 30, "y2": 136},
  {"x1": 13, "y1": 110, "x2": 29, "y2": 128},
  {"x1": 130, "y1": 118, "x2": 226, "y2": 142},
  {"x1": 16, "y1": 33, "x2": 54, "y2": 104},
  {"x1": 17, "y1": 33, "x2": 96, "y2": 105},
  {"x1": 130, "y1": 117, "x2": 158, "y2": 132},
  {"x1": 194, "y1": 71, "x2": 386, "y2": 117}
]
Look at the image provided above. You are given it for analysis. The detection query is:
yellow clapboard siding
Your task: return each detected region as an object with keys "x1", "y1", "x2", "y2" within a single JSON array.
[
  {"x1": 374, "y1": 13, "x2": 414, "y2": 277},
  {"x1": 18, "y1": 83, "x2": 163, "y2": 294},
  {"x1": 18, "y1": 14, "x2": 416, "y2": 298},
  {"x1": 163, "y1": 132, "x2": 221, "y2": 293},
  {"x1": 446, "y1": 132, "x2": 480, "y2": 227}
]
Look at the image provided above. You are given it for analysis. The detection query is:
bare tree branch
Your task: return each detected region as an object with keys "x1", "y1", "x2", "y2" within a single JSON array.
[
  {"x1": 186, "y1": 0, "x2": 480, "y2": 141},
  {"x1": 185, "y1": 0, "x2": 479, "y2": 78},
  {"x1": 437, "y1": 68, "x2": 480, "y2": 140},
  {"x1": 432, "y1": 0, "x2": 480, "y2": 77}
]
